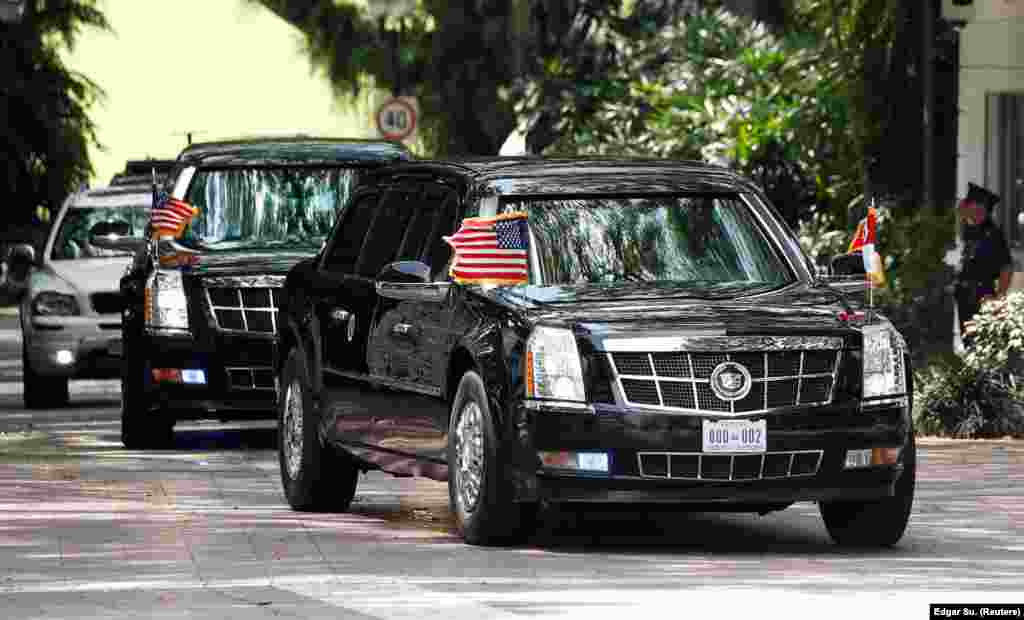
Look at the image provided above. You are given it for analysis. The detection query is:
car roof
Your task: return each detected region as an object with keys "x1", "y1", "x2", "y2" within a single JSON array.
[
  {"x1": 176, "y1": 136, "x2": 413, "y2": 167},
  {"x1": 69, "y1": 185, "x2": 153, "y2": 209},
  {"x1": 369, "y1": 157, "x2": 760, "y2": 195}
]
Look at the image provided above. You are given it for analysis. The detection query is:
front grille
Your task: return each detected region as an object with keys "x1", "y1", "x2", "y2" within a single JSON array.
[
  {"x1": 90, "y1": 292, "x2": 124, "y2": 315},
  {"x1": 610, "y1": 348, "x2": 842, "y2": 416},
  {"x1": 203, "y1": 277, "x2": 285, "y2": 334},
  {"x1": 226, "y1": 366, "x2": 277, "y2": 391},
  {"x1": 637, "y1": 450, "x2": 823, "y2": 481}
]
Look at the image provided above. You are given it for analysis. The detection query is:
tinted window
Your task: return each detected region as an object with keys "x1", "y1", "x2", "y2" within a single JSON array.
[
  {"x1": 393, "y1": 184, "x2": 458, "y2": 277},
  {"x1": 182, "y1": 167, "x2": 360, "y2": 252},
  {"x1": 422, "y1": 193, "x2": 460, "y2": 280},
  {"x1": 323, "y1": 193, "x2": 380, "y2": 274},
  {"x1": 355, "y1": 187, "x2": 415, "y2": 277}
]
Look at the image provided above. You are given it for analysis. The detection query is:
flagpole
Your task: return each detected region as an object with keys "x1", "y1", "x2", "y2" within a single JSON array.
[{"x1": 867, "y1": 197, "x2": 875, "y2": 321}]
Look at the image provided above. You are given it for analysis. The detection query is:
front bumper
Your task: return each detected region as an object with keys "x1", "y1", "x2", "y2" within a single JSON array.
[
  {"x1": 136, "y1": 329, "x2": 279, "y2": 420},
  {"x1": 508, "y1": 399, "x2": 910, "y2": 506},
  {"x1": 24, "y1": 315, "x2": 123, "y2": 378}
]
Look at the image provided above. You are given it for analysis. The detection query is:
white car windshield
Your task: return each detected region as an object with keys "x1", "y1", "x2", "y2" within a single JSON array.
[{"x1": 51, "y1": 205, "x2": 152, "y2": 260}]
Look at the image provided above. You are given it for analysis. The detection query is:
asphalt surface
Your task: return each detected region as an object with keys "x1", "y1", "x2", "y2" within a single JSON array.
[{"x1": 0, "y1": 313, "x2": 1022, "y2": 619}]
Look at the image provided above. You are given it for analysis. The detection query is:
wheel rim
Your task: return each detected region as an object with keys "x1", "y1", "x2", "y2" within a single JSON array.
[
  {"x1": 282, "y1": 378, "x2": 304, "y2": 480},
  {"x1": 454, "y1": 401, "x2": 485, "y2": 514}
]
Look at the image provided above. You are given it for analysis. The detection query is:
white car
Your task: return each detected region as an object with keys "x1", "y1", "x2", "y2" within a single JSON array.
[{"x1": 9, "y1": 185, "x2": 152, "y2": 408}]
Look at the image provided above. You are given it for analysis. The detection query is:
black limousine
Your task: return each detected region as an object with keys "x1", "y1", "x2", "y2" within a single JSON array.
[
  {"x1": 111, "y1": 137, "x2": 411, "y2": 448},
  {"x1": 275, "y1": 157, "x2": 914, "y2": 547}
]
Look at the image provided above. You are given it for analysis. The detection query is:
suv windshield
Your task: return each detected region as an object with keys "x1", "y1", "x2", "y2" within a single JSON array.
[
  {"x1": 180, "y1": 167, "x2": 360, "y2": 252},
  {"x1": 500, "y1": 194, "x2": 793, "y2": 291},
  {"x1": 51, "y1": 205, "x2": 151, "y2": 260}
]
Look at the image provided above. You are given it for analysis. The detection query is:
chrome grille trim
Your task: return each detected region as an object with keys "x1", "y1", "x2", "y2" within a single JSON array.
[
  {"x1": 602, "y1": 335, "x2": 843, "y2": 353},
  {"x1": 203, "y1": 276, "x2": 285, "y2": 335},
  {"x1": 609, "y1": 348, "x2": 843, "y2": 417},
  {"x1": 637, "y1": 450, "x2": 823, "y2": 481}
]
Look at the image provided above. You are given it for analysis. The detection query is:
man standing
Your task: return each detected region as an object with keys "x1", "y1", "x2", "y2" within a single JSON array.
[{"x1": 954, "y1": 183, "x2": 1014, "y2": 344}]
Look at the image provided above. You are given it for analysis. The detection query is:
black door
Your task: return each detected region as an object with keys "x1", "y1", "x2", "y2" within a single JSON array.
[
  {"x1": 365, "y1": 183, "x2": 461, "y2": 468},
  {"x1": 314, "y1": 191, "x2": 381, "y2": 448}
]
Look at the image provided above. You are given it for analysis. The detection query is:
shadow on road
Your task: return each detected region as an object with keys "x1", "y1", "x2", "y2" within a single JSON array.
[{"x1": 93, "y1": 427, "x2": 278, "y2": 451}]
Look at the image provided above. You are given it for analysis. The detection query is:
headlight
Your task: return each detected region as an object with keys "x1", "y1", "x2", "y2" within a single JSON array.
[
  {"x1": 861, "y1": 324, "x2": 907, "y2": 399},
  {"x1": 144, "y1": 269, "x2": 189, "y2": 331},
  {"x1": 31, "y1": 291, "x2": 80, "y2": 316},
  {"x1": 525, "y1": 326, "x2": 586, "y2": 402}
]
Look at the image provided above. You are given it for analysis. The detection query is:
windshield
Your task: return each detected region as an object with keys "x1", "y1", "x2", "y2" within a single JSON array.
[
  {"x1": 51, "y1": 205, "x2": 151, "y2": 260},
  {"x1": 180, "y1": 167, "x2": 360, "y2": 252},
  {"x1": 500, "y1": 194, "x2": 793, "y2": 291}
]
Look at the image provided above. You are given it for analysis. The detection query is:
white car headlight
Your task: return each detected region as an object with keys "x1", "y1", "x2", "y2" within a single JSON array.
[
  {"x1": 862, "y1": 324, "x2": 907, "y2": 399},
  {"x1": 525, "y1": 326, "x2": 586, "y2": 402},
  {"x1": 31, "y1": 291, "x2": 80, "y2": 316},
  {"x1": 144, "y1": 269, "x2": 189, "y2": 331}
]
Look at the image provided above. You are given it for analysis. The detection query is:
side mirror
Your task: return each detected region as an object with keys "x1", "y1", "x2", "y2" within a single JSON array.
[
  {"x1": 7, "y1": 243, "x2": 36, "y2": 280},
  {"x1": 818, "y1": 253, "x2": 868, "y2": 294},
  {"x1": 89, "y1": 221, "x2": 147, "y2": 253},
  {"x1": 375, "y1": 261, "x2": 449, "y2": 302}
]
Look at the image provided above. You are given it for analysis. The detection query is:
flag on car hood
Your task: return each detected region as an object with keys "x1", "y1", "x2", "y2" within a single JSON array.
[
  {"x1": 151, "y1": 195, "x2": 198, "y2": 240},
  {"x1": 444, "y1": 212, "x2": 530, "y2": 285}
]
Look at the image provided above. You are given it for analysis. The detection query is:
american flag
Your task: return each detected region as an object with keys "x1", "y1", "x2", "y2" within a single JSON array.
[
  {"x1": 151, "y1": 195, "x2": 198, "y2": 240},
  {"x1": 444, "y1": 212, "x2": 530, "y2": 284}
]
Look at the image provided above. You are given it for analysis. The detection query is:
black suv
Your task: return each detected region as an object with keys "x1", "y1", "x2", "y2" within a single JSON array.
[
  {"x1": 276, "y1": 158, "x2": 914, "y2": 547},
  {"x1": 116, "y1": 137, "x2": 411, "y2": 448}
]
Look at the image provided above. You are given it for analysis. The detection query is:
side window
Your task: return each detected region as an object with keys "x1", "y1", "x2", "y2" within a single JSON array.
[
  {"x1": 394, "y1": 184, "x2": 446, "y2": 264},
  {"x1": 355, "y1": 187, "x2": 415, "y2": 278},
  {"x1": 323, "y1": 192, "x2": 380, "y2": 274},
  {"x1": 423, "y1": 192, "x2": 461, "y2": 280}
]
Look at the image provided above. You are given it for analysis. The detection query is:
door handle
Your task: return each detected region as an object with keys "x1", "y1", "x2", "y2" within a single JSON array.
[
  {"x1": 392, "y1": 323, "x2": 418, "y2": 339},
  {"x1": 330, "y1": 308, "x2": 350, "y2": 324}
]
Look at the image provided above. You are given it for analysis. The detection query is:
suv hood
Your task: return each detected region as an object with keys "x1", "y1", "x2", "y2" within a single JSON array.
[
  {"x1": 186, "y1": 248, "x2": 320, "y2": 278},
  {"x1": 45, "y1": 257, "x2": 132, "y2": 295},
  {"x1": 483, "y1": 281, "x2": 860, "y2": 339}
]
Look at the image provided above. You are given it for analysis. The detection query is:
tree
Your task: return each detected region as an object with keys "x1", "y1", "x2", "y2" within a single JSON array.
[
  {"x1": 252, "y1": 1, "x2": 702, "y2": 157},
  {"x1": 0, "y1": 0, "x2": 109, "y2": 225}
]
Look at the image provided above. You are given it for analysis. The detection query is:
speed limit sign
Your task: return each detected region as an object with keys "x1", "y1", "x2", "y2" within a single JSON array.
[{"x1": 375, "y1": 97, "x2": 417, "y2": 142}]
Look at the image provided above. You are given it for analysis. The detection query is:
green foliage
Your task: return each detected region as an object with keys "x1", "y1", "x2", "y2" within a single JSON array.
[
  {"x1": 877, "y1": 206, "x2": 958, "y2": 304},
  {"x1": 914, "y1": 353, "x2": 1024, "y2": 439},
  {"x1": 0, "y1": 0, "x2": 110, "y2": 223},
  {"x1": 963, "y1": 291, "x2": 1024, "y2": 372},
  {"x1": 516, "y1": 7, "x2": 854, "y2": 228}
]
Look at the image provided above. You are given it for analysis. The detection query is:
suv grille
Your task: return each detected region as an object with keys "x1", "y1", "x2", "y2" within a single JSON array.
[
  {"x1": 203, "y1": 276, "x2": 285, "y2": 335},
  {"x1": 637, "y1": 450, "x2": 823, "y2": 481},
  {"x1": 609, "y1": 344, "x2": 842, "y2": 416}
]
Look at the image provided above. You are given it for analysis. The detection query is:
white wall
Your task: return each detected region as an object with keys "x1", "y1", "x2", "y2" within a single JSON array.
[{"x1": 957, "y1": 12, "x2": 1024, "y2": 290}]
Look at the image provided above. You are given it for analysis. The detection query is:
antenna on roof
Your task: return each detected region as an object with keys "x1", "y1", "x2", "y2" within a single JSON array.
[{"x1": 171, "y1": 130, "x2": 206, "y2": 147}]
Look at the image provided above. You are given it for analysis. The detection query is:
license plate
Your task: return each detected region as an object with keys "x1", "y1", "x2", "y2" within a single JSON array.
[{"x1": 702, "y1": 419, "x2": 767, "y2": 453}]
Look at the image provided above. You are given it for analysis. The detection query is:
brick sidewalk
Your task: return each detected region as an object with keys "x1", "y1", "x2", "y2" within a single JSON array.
[{"x1": 918, "y1": 437, "x2": 1024, "y2": 465}]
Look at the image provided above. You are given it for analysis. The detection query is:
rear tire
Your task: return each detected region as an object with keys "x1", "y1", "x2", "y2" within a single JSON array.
[
  {"x1": 22, "y1": 344, "x2": 69, "y2": 409},
  {"x1": 820, "y1": 432, "x2": 916, "y2": 547},
  {"x1": 448, "y1": 370, "x2": 536, "y2": 546},
  {"x1": 278, "y1": 348, "x2": 358, "y2": 512}
]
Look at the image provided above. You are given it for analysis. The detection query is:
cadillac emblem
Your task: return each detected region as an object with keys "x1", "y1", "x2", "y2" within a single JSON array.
[{"x1": 710, "y1": 361, "x2": 752, "y2": 402}]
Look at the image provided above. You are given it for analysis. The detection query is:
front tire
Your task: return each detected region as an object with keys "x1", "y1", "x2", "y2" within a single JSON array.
[
  {"x1": 820, "y1": 432, "x2": 916, "y2": 547},
  {"x1": 278, "y1": 348, "x2": 358, "y2": 512},
  {"x1": 22, "y1": 344, "x2": 69, "y2": 409},
  {"x1": 120, "y1": 345, "x2": 173, "y2": 449},
  {"x1": 448, "y1": 370, "x2": 536, "y2": 546}
]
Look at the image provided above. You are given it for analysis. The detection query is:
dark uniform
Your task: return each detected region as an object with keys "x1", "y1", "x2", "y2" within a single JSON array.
[{"x1": 954, "y1": 183, "x2": 1014, "y2": 342}]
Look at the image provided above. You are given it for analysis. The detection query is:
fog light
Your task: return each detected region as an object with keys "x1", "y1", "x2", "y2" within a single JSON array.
[
  {"x1": 181, "y1": 369, "x2": 206, "y2": 385},
  {"x1": 152, "y1": 368, "x2": 182, "y2": 384},
  {"x1": 539, "y1": 450, "x2": 609, "y2": 473},
  {"x1": 844, "y1": 449, "x2": 872, "y2": 469},
  {"x1": 53, "y1": 350, "x2": 74, "y2": 365}
]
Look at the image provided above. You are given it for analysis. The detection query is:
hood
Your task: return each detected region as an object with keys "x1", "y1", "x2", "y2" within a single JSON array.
[
  {"x1": 479, "y1": 281, "x2": 860, "y2": 341},
  {"x1": 45, "y1": 257, "x2": 132, "y2": 295},
  {"x1": 185, "y1": 248, "x2": 319, "y2": 278}
]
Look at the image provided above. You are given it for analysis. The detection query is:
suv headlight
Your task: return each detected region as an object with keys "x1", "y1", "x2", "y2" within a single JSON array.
[
  {"x1": 31, "y1": 291, "x2": 80, "y2": 316},
  {"x1": 525, "y1": 326, "x2": 586, "y2": 402},
  {"x1": 862, "y1": 323, "x2": 907, "y2": 399},
  {"x1": 144, "y1": 269, "x2": 189, "y2": 331}
]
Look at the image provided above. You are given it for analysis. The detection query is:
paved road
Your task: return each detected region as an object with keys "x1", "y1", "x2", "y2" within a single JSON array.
[{"x1": 0, "y1": 316, "x2": 1022, "y2": 619}]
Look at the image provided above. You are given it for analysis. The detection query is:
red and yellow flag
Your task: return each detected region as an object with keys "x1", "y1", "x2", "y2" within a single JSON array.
[{"x1": 848, "y1": 207, "x2": 886, "y2": 288}]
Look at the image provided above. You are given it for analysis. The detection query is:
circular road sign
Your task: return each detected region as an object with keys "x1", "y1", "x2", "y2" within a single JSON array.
[{"x1": 376, "y1": 98, "x2": 417, "y2": 141}]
